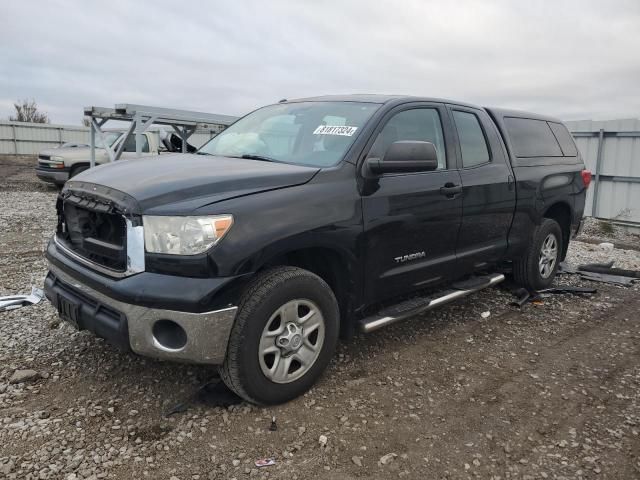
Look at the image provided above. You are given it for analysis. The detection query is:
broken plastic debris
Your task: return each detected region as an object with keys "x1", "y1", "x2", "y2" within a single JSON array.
[
  {"x1": 577, "y1": 262, "x2": 640, "y2": 279},
  {"x1": 510, "y1": 287, "x2": 539, "y2": 308},
  {"x1": 255, "y1": 458, "x2": 275, "y2": 468},
  {"x1": 559, "y1": 262, "x2": 636, "y2": 286},
  {"x1": 480, "y1": 311, "x2": 490, "y2": 319},
  {"x1": 0, "y1": 287, "x2": 44, "y2": 312},
  {"x1": 538, "y1": 286, "x2": 596, "y2": 295}
]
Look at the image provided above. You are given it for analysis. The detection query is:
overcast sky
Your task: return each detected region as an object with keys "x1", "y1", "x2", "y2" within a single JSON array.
[{"x1": 1, "y1": 0, "x2": 639, "y2": 124}]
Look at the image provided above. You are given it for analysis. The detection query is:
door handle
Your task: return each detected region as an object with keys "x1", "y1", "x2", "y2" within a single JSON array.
[{"x1": 439, "y1": 183, "x2": 462, "y2": 197}]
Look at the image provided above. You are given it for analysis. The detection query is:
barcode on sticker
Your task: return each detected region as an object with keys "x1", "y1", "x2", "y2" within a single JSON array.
[{"x1": 313, "y1": 125, "x2": 358, "y2": 136}]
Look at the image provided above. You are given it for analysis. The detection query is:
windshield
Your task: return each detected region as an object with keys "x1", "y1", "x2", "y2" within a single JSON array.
[
  {"x1": 198, "y1": 101, "x2": 380, "y2": 167},
  {"x1": 95, "y1": 132, "x2": 122, "y2": 149}
]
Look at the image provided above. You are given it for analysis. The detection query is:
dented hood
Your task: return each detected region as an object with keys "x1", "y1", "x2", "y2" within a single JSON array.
[{"x1": 66, "y1": 153, "x2": 320, "y2": 214}]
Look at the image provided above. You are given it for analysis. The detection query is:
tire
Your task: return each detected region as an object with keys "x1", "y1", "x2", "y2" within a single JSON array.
[
  {"x1": 219, "y1": 266, "x2": 339, "y2": 405},
  {"x1": 69, "y1": 165, "x2": 89, "y2": 179},
  {"x1": 513, "y1": 218, "x2": 563, "y2": 291}
]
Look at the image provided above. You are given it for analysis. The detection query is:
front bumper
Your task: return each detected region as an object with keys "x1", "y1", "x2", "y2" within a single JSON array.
[
  {"x1": 36, "y1": 167, "x2": 69, "y2": 185},
  {"x1": 45, "y1": 264, "x2": 237, "y2": 364}
]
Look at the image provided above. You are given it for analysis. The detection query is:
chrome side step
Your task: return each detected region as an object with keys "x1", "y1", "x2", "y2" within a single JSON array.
[{"x1": 359, "y1": 273, "x2": 505, "y2": 333}]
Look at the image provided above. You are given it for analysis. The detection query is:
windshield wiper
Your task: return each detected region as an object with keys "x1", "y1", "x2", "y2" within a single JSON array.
[
  {"x1": 196, "y1": 151, "x2": 213, "y2": 155},
  {"x1": 240, "y1": 154, "x2": 279, "y2": 163}
]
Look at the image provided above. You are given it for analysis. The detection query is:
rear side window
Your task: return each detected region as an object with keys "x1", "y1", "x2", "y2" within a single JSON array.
[
  {"x1": 452, "y1": 110, "x2": 491, "y2": 167},
  {"x1": 548, "y1": 122, "x2": 578, "y2": 156},
  {"x1": 504, "y1": 117, "x2": 562, "y2": 157}
]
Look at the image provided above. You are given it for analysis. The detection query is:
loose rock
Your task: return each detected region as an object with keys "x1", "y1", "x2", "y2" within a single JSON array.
[
  {"x1": 379, "y1": 453, "x2": 397, "y2": 465},
  {"x1": 9, "y1": 369, "x2": 40, "y2": 384}
]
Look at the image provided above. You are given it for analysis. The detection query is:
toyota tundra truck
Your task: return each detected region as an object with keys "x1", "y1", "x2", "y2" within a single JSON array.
[{"x1": 44, "y1": 95, "x2": 590, "y2": 404}]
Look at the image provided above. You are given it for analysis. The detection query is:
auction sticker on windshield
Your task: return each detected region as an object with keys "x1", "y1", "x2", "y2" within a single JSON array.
[{"x1": 313, "y1": 125, "x2": 358, "y2": 136}]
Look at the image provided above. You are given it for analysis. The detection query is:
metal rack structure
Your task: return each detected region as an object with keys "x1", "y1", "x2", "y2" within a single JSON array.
[{"x1": 83, "y1": 104, "x2": 238, "y2": 167}]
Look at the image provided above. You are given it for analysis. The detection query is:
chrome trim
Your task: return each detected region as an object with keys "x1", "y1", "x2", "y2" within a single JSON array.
[
  {"x1": 359, "y1": 273, "x2": 505, "y2": 333},
  {"x1": 152, "y1": 335, "x2": 185, "y2": 353},
  {"x1": 54, "y1": 217, "x2": 145, "y2": 278},
  {"x1": 49, "y1": 264, "x2": 238, "y2": 364},
  {"x1": 38, "y1": 159, "x2": 64, "y2": 166},
  {"x1": 126, "y1": 220, "x2": 145, "y2": 274}
]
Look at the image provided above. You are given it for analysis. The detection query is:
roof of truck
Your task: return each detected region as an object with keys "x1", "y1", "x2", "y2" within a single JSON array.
[
  {"x1": 286, "y1": 94, "x2": 482, "y2": 110},
  {"x1": 286, "y1": 95, "x2": 563, "y2": 124},
  {"x1": 485, "y1": 107, "x2": 564, "y2": 124}
]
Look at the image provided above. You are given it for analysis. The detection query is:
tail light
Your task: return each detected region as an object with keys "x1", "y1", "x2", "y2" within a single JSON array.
[{"x1": 581, "y1": 170, "x2": 592, "y2": 188}]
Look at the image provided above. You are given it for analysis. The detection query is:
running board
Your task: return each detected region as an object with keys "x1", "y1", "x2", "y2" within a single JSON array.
[{"x1": 359, "y1": 273, "x2": 505, "y2": 333}]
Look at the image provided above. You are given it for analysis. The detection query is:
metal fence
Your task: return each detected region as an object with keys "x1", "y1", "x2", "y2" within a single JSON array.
[
  {"x1": 0, "y1": 121, "x2": 89, "y2": 155},
  {"x1": 0, "y1": 120, "x2": 220, "y2": 155},
  {"x1": 566, "y1": 119, "x2": 640, "y2": 226}
]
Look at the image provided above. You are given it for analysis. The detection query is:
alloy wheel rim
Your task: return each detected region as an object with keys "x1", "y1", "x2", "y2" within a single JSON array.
[
  {"x1": 258, "y1": 299, "x2": 325, "y2": 384},
  {"x1": 538, "y1": 233, "x2": 558, "y2": 279}
]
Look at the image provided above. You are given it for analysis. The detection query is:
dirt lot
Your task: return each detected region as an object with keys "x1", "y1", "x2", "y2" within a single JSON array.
[{"x1": 2, "y1": 156, "x2": 640, "y2": 480}]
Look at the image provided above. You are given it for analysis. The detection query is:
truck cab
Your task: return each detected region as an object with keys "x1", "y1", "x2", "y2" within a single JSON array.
[{"x1": 43, "y1": 95, "x2": 589, "y2": 404}]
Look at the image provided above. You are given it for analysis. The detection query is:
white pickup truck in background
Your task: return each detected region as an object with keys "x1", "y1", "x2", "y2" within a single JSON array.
[{"x1": 35, "y1": 130, "x2": 195, "y2": 187}]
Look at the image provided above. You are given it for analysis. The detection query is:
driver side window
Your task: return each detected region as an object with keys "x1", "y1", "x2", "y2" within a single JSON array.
[
  {"x1": 369, "y1": 108, "x2": 447, "y2": 170},
  {"x1": 122, "y1": 134, "x2": 150, "y2": 153}
]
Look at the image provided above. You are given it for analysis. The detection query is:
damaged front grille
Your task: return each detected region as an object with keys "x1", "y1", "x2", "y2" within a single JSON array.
[{"x1": 57, "y1": 193, "x2": 127, "y2": 271}]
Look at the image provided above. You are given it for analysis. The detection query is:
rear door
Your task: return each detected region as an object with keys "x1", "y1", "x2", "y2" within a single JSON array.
[
  {"x1": 361, "y1": 103, "x2": 463, "y2": 303},
  {"x1": 448, "y1": 105, "x2": 516, "y2": 271}
]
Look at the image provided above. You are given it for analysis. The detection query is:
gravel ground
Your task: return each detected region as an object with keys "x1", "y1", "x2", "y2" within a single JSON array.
[
  {"x1": 2, "y1": 156, "x2": 640, "y2": 480},
  {"x1": 579, "y1": 217, "x2": 640, "y2": 250}
]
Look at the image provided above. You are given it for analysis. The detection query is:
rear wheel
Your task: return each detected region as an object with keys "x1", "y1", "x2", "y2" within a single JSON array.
[
  {"x1": 219, "y1": 267, "x2": 339, "y2": 405},
  {"x1": 513, "y1": 218, "x2": 563, "y2": 291}
]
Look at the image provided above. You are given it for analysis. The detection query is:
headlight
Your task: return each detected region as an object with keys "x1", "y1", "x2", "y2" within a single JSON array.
[
  {"x1": 50, "y1": 155, "x2": 64, "y2": 161},
  {"x1": 143, "y1": 215, "x2": 233, "y2": 255}
]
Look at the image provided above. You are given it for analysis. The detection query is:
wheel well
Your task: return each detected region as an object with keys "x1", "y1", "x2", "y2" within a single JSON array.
[
  {"x1": 261, "y1": 247, "x2": 354, "y2": 336},
  {"x1": 69, "y1": 163, "x2": 90, "y2": 177},
  {"x1": 543, "y1": 202, "x2": 572, "y2": 260}
]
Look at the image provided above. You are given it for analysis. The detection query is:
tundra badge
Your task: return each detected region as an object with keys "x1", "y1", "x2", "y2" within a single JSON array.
[{"x1": 394, "y1": 252, "x2": 426, "y2": 263}]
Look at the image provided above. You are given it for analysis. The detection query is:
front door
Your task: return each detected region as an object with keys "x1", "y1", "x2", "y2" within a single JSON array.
[
  {"x1": 361, "y1": 104, "x2": 463, "y2": 303},
  {"x1": 119, "y1": 133, "x2": 153, "y2": 159}
]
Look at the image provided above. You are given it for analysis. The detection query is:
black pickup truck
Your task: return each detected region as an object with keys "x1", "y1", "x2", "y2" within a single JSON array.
[{"x1": 44, "y1": 95, "x2": 590, "y2": 404}]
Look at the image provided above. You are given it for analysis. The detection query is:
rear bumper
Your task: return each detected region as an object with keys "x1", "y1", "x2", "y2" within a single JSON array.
[
  {"x1": 45, "y1": 265, "x2": 237, "y2": 364},
  {"x1": 35, "y1": 167, "x2": 69, "y2": 185}
]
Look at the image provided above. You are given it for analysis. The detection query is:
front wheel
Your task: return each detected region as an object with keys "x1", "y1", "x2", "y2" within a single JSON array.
[
  {"x1": 69, "y1": 164, "x2": 89, "y2": 179},
  {"x1": 219, "y1": 267, "x2": 339, "y2": 405},
  {"x1": 512, "y1": 218, "x2": 563, "y2": 291}
]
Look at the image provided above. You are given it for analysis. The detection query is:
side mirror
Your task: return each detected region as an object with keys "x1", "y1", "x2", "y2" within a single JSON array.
[{"x1": 366, "y1": 141, "x2": 439, "y2": 175}]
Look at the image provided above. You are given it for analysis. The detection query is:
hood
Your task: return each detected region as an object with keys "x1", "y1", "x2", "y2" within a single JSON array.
[
  {"x1": 39, "y1": 146, "x2": 106, "y2": 162},
  {"x1": 40, "y1": 146, "x2": 92, "y2": 157},
  {"x1": 67, "y1": 153, "x2": 320, "y2": 213}
]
